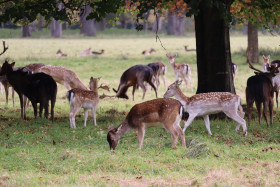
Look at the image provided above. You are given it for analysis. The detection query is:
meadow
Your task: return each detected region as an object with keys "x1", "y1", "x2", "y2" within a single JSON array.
[{"x1": 0, "y1": 29, "x2": 280, "y2": 186}]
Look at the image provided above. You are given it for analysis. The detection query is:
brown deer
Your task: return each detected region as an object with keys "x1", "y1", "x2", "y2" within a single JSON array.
[
  {"x1": 107, "y1": 98, "x2": 186, "y2": 150},
  {"x1": 142, "y1": 48, "x2": 156, "y2": 55},
  {"x1": 92, "y1": 49, "x2": 105, "y2": 55},
  {"x1": 164, "y1": 80, "x2": 247, "y2": 136},
  {"x1": 56, "y1": 49, "x2": 67, "y2": 57},
  {"x1": 38, "y1": 65, "x2": 88, "y2": 90},
  {"x1": 25, "y1": 63, "x2": 45, "y2": 73},
  {"x1": 66, "y1": 77, "x2": 100, "y2": 128},
  {"x1": 113, "y1": 65, "x2": 157, "y2": 100},
  {"x1": 166, "y1": 54, "x2": 193, "y2": 92},
  {"x1": 147, "y1": 62, "x2": 167, "y2": 89},
  {"x1": 80, "y1": 48, "x2": 92, "y2": 56}
]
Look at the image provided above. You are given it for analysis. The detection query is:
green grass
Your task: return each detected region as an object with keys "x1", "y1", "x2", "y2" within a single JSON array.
[{"x1": 0, "y1": 29, "x2": 280, "y2": 186}]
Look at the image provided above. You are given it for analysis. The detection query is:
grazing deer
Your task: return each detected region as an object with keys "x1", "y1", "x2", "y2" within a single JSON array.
[
  {"x1": 166, "y1": 54, "x2": 193, "y2": 92},
  {"x1": 25, "y1": 63, "x2": 45, "y2": 73},
  {"x1": 92, "y1": 49, "x2": 104, "y2": 55},
  {"x1": 107, "y1": 98, "x2": 186, "y2": 150},
  {"x1": 142, "y1": 48, "x2": 156, "y2": 55},
  {"x1": 80, "y1": 48, "x2": 92, "y2": 56},
  {"x1": 56, "y1": 49, "x2": 67, "y2": 57},
  {"x1": 246, "y1": 62, "x2": 276, "y2": 126},
  {"x1": 38, "y1": 65, "x2": 88, "y2": 90},
  {"x1": 113, "y1": 65, "x2": 157, "y2": 100},
  {"x1": 164, "y1": 80, "x2": 247, "y2": 136},
  {"x1": 67, "y1": 77, "x2": 100, "y2": 128},
  {"x1": 147, "y1": 62, "x2": 167, "y2": 89},
  {"x1": 0, "y1": 61, "x2": 57, "y2": 121}
]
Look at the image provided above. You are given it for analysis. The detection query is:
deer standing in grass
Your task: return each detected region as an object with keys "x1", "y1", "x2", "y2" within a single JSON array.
[
  {"x1": 38, "y1": 65, "x2": 88, "y2": 90},
  {"x1": 107, "y1": 98, "x2": 186, "y2": 150},
  {"x1": 166, "y1": 54, "x2": 193, "y2": 92},
  {"x1": 67, "y1": 77, "x2": 100, "y2": 128},
  {"x1": 164, "y1": 80, "x2": 247, "y2": 136},
  {"x1": 147, "y1": 62, "x2": 167, "y2": 89}
]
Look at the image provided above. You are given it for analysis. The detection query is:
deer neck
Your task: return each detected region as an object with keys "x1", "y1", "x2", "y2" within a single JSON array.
[
  {"x1": 115, "y1": 119, "x2": 132, "y2": 138},
  {"x1": 173, "y1": 87, "x2": 189, "y2": 107},
  {"x1": 169, "y1": 61, "x2": 176, "y2": 70}
]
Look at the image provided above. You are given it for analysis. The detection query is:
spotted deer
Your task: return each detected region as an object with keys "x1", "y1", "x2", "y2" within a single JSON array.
[
  {"x1": 107, "y1": 98, "x2": 186, "y2": 150},
  {"x1": 164, "y1": 80, "x2": 247, "y2": 136},
  {"x1": 166, "y1": 54, "x2": 193, "y2": 92},
  {"x1": 38, "y1": 65, "x2": 88, "y2": 90},
  {"x1": 66, "y1": 77, "x2": 100, "y2": 128}
]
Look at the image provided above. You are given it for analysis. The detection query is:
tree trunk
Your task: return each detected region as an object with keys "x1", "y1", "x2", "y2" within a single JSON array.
[
  {"x1": 176, "y1": 13, "x2": 185, "y2": 36},
  {"x1": 167, "y1": 11, "x2": 176, "y2": 35},
  {"x1": 22, "y1": 25, "x2": 31, "y2": 37},
  {"x1": 143, "y1": 10, "x2": 150, "y2": 31},
  {"x1": 195, "y1": 1, "x2": 235, "y2": 94},
  {"x1": 38, "y1": 15, "x2": 43, "y2": 30},
  {"x1": 50, "y1": 18, "x2": 62, "y2": 38},
  {"x1": 246, "y1": 22, "x2": 259, "y2": 64},
  {"x1": 95, "y1": 19, "x2": 106, "y2": 31},
  {"x1": 80, "y1": 4, "x2": 96, "y2": 36}
]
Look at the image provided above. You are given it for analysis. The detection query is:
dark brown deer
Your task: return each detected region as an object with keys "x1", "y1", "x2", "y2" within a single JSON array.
[
  {"x1": 0, "y1": 60, "x2": 57, "y2": 121},
  {"x1": 92, "y1": 49, "x2": 104, "y2": 55},
  {"x1": 113, "y1": 65, "x2": 158, "y2": 100},
  {"x1": 107, "y1": 98, "x2": 186, "y2": 150},
  {"x1": 246, "y1": 62, "x2": 277, "y2": 126}
]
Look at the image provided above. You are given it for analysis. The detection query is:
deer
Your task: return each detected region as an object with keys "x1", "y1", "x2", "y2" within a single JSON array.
[
  {"x1": 113, "y1": 65, "x2": 157, "y2": 100},
  {"x1": 37, "y1": 65, "x2": 88, "y2": 90},
  {"x1": 0, "y1": 60, "x2": 57, "y2": 121},
  {"x1": 92, "y1": 49, "x2": 104, "y2": 55},
  {"x1": 147, "y1": 62, "x2": 167, "y2": 89},
  {"x1": 66, "y1": 77, "x2": 100, "y2": 128},
  {"x1": 80, "y1": 48, "x2": 92, "y2": 56},
  {"x1": 107, "y1": 98, "x2": 186, "y2": 150},
  {"x1": 25, "y1": 63, "x2": 45, "y2": 73},
  {"x1": 166, "y1": 54, "x2": 193, "y2": 92},
  {"x1": 56, "y1": 49, "x2": 67, "y2": 57},
  {"x1": 164, "y1": 80, "x2": 247, "y2": 136},
  {"x1": 142, "y1": 48, "x2": 156, "y2": 55},
  {"x1": 246, "y1": 62, "x2": 277, "y2": 126}
]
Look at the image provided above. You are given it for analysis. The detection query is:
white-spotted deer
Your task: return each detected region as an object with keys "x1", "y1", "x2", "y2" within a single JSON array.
[
  {"x1": 107, "y1": 98, "x2": 186, "y2": 150},
  {"x1": 38, "y1": 65, "x2": 88, "y2": 90},
  {"x1": 147, "y1": 62, "x2": 167, "y2": 89},
  {"x1": 66, "y1": 77, "x2": 100, "y2": 128},
  {"x1": 166, "y1": 54, "x2": 193, "y2": 92},
  {"x1": 164, "y1": 80, "x2": 247, "y2": 136}
]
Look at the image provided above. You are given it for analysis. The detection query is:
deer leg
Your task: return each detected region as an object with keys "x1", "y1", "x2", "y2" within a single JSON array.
[
  {"x1": 255, "y1": 101, "x2": 262, "y2": 126},
  {"x1": 147, "y1": 80, "x2": 158, "y2": 99},
  {"x1": 224, "y1": 110, "x2": 247, "y2": 136},
  {"x1": 69, "y1": 105, "x2": 81, "y2": 129},
  {"x1": 138, "y1": 81, "x2": 147, "y2": 100},
  {"x1": 4, "y1": 84, "x2": 8, "y2": 105},
  {"x1": 84, "y1": 108, "x2": 88, "y2": 127},
  {"x1": 44, "y1": 102, "x2": 49, "y2": 119},
  {"x1": 164, "y1": 122, "x2": 179, "y2": 149},
  {"x1": 31, "y1": 101, "x2": 38, "y2": 119},
  {"x1": 12, "y1": 87, "x2": 15, "y2": 106},
  {"x1": 263, "y1": 101, "x2": 269, "y2": 127},
  {"x1": 132, "y1": 85, "x2": 136, "y2": 101},
  {"x1": 91, "y1": 106, "x2": 97, "y2": 126},
  {"x1": 269, "y1": 98, "x2": 274, "y2": 126},
  {"x1": 203, "y1": 115, "x2": 212, "y2": 135},
  {"x1": 174, "y1": 118, "x2": 186, "y2": 147},
  {"x1": 276, "y1": 90, "x2": 279, "y2": 108},
  {"x1": 182, "y1": 115, "x2": 196, "y2": 132},
  {"x1": 39, "y1": 103, "x2": 43, "y2": 118},
  {"x1": 137, "y1": 125, "x2": 146, "y2": 149},
  {"x1": 161, "y1": 75, "x2": 166, "y2": 89},
  {"x1": 181, "y1": 74, "x2": 188, "y2": 92}
]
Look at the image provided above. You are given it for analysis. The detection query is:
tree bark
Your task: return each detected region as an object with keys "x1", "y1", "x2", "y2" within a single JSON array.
[
  {"x1": 50, "y1": 18, "x2": 62, "y2": 38},
  {"x1": 80, "y1": 4, "x2": 96, "y2": 36},
  {"x1": 143, "y1": 10, "x2": 150, "y2": 31},
  {"x1": 95, "y1": 19, "x2": 106, "y2": 31},
  {"x1": 195, "y1": 1, "x2": 235, "y2": 94},
  {"x1": 246, "y1": 22, "x2": 259, "y2": 64},
  {"x1": 22, "y1": 25, "x2": 31, "y2": 37},
  {"x1": 38, "y1": 15, "x2": 43, "y2": 31},
  {"x1": 176, "y1": 13, "x2": 185, "y2": 36},
  {"x1": 167, "y1": 11, "x2": 176, "y2": 35},
  {"x1": 152, "y1": 14, "x2": 162, "y2": 33}
]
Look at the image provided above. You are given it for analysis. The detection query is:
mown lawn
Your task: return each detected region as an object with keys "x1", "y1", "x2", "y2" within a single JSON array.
[{"x1": 0, "y1": 29, "x2": 280, "y2": 186}]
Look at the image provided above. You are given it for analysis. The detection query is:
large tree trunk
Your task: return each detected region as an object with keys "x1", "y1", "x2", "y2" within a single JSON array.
[
  {"x1": 50, "y1": 18, "x2": 62, "y2": 38},
  {"x1": 195, "y1": 1, "x2": 235, "y2": 94},
  {"x1": 38, "y1": 15, "x2": 43, "y2": 31},
  {"x1": 167, "y1": 11, "x2": 176, "y2": 35},
  {"x1": 143, "y1": 10, "x2": 150, "y2": 31},
  {"x1": 95, "y1": 19, "x2": 106, "y2": 31},
  {"x1": 246, "y1": 22, "x2": 259, "y2": 64},
  {"x1": 22, "y1": 25, "x2": 31, "y2": 37},
  {"x1": 176, "y1": 13, "x2": 185, "y2": 36},
  {"x1": 80, "y1": 4, "x2": 96, "y2": 36}
]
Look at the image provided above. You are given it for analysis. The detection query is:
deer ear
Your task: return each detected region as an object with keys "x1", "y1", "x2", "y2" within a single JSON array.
[
  {"x1": 108, "y1": 125, "x2": 114, "y2": 131},
  {"x1": 262, "y1": 55, "x2": 265, "y2": 59},
  {"x1": 98, "y1": 77, "x2": 102, "y2": 81}
]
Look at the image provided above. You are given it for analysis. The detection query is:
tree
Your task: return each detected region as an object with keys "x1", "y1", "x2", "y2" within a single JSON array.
[
  {"x1": 80, "y1": 4, "x2": 96, "y2": 36},
  {"x1": 247, "y1": 22, "x2": 259, "y2": 64},
  {"x1": 51, "y1": 18, "x2": 62, "y2": 38}
]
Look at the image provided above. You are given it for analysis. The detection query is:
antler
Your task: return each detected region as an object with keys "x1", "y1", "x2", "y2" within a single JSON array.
[
  {"x1": 248, "y1": 61, "x2": 263, "y2": 73},
  {"x1": 98, "y1": 83, "x2": 110, "y2": 92},
  {"x1": 0, "y1": 41, "x2": 8, "y2": 56}
]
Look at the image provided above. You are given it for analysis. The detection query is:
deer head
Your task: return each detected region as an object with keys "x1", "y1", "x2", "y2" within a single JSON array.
[
  {"x1": 107, "y1": 125, "x2": 122, "y2": 150},
  {"x1": 0, "y1": 60, "x2": 15, "y2": 76},
  {"x1": 164, "y1": 80, "x2": 182, "y2": 98}
]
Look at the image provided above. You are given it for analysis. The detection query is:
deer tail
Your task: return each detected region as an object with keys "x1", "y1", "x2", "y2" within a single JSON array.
[{"x1": 66, "y1": 90, "x2": 75, "y2": 103}]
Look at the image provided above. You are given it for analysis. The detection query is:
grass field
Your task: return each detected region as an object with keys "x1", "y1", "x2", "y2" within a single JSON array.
[{"x1": 0, "y1": 29, "x2": 280, "y2": 186}]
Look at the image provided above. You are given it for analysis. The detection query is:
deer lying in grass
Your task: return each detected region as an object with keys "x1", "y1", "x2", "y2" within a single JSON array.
[
  {"x1": 0, "y1": 61, "x2": 57, "y2": 121},
  {"x1": 56, "y1": 49, "x2": 67, "y2": 57},
  {"x1": 80, "y1": 48, "x2": 92, "y2": 56},
  {"x1": 113, "y1": 65, "x2": 157, "y2": 100},
  {"x1": 147, "y1": 62, "x2": 167, "y2": 89},
  {"x1": 107, "y1": 98, "x2": 186, "y2": 150},
  {"x1": 164, "y1": 80, "x2": 247, "y2": 136},
  {"x1": 166, "y1": 54, "x2": 193, "y2": 92},
  {"x1": 142, "y1": 48, "x2": 156, "y2": 55},
  {"x1": 38, "y1": 65, "x2": 88, "y2": 90},
  {"x1": 92, "y1": 49, "x2": 104, "y2": 55},
  {"x1": 67, "y1": 77, "x2": 100, "y2": 128}
]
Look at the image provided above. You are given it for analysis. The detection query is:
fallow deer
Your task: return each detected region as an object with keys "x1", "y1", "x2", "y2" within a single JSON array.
[
  {"x1": 166, "y1": 54, "x2": 193, "y2": 92},
  {"x1": 38, "y1": 65, "x2": 88, "y2": 90},
  {"x1": 92, "y1": 49, "x2": 105, "y2": 55},
  {"x1": 142, "y1": 48, "x2": 156, "y2": 55},
  {"x1": 66, "y1": 77, "x2": 100, "y2": 128},
  {"x1": 80, "y1": 48, "x2": 92, "y2": 56},
  {"x1": 147, "y1": 62, "x2": 167, "y2": 89},
  {"x1": 164, "y1": 80, "x2": 247, "y2": 136},
  {"x1": 113, "y1": 65, "x2": 157, "y2": 100},
  {"x1": 107, "y1": 98, "x2": 186, "y2": 150},
  {"x1": 25, "y1": 63, "x2": 45, "y2": 73},
  {"x1": 56, "y1": 49, "x2": 67, "y2": 57}
]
